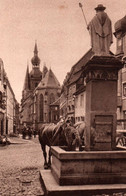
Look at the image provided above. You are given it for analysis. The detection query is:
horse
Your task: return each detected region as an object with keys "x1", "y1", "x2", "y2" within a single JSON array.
[{"x1": 38, "y1": 122, "x2": 81, "y2": 169}]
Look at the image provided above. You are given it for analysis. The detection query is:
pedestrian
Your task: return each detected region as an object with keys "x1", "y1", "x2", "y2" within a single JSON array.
[
  {"x1": 27, "y1": 126, "x2": 32, "y2": 139},
  {"x1": 33, "y1": 128, "x2": 36, "y2": 138},
  {"x1": 22, "y1": 126, "x2": 26, "y2": 139}
]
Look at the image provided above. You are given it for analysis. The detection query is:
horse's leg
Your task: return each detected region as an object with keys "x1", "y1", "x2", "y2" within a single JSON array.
[
  {"x1": 41, "y1": 145, "x2": 48, "y2": 169},
  {"x1": 48, "y1": 147, "x2": 52, "y2": 168}
]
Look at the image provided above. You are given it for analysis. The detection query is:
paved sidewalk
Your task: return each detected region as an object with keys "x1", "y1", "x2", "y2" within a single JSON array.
[
  {"x1": 0, "y1": 136, "x2": 44, "y2": 196},
  {"x1": 9, "y1": 136, "x2": 34, "y2": 144}
]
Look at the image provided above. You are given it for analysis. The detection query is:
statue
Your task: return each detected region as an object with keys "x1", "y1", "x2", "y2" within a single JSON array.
[{"x1": 87, "y1": 4, "x2": 113, "y2": 55}]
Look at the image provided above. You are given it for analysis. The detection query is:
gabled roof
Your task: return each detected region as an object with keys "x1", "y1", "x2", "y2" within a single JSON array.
[
  {"x1": 66, "y1": 49, "x2": 94, "y2": 86},
  {"x1": 65, "y1": 48, "x2": 114, "y2": 86},
  {"x1": 36, "y1": 68, "x2": 61, "y2": 89},
  {"x1": 74, "y1": 85, "x2": 86, "y2": 95}
]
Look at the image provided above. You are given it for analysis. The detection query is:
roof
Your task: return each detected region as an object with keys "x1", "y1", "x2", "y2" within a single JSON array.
[
  {"x1": 36, "y1": 68, "x2": 61, "y2": 89},
  {"x1": 29, "y1": 67, "x2": 42, "y2": 78},
  {"x1": 65, "y1": 48, "x2": 114, "y2": 86},
  {"x1": 66, "y1": 49, "x2": 94, "y2": 86},
  {"x1": 23, "y1": 66, "x2": 30, "y2": 90},
  {"x1": 114, "y1": 15, "x2": 126, "y2": 37},
  {"x1": 74, "y1": 85, "x2": 86, "y2": 95},
  {"x1": 50, "y1": 97, "x2": 60, "y2": 106}
]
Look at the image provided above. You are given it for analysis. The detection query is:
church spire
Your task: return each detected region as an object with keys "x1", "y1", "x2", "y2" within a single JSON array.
[
  {"x1": 23, "y1": 64, "x2": 30, "y2": 90},
  {"x1": 31, "y1": 41, "x2": 40, "y2": 67},
  {"x1": 34, "y1": 41, "x2": 38, "y2": 56}
]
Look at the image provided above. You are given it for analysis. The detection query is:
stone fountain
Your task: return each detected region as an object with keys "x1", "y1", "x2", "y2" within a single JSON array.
[{"x1": 40, "y1": 5, "x2": 126, "y2": 196}]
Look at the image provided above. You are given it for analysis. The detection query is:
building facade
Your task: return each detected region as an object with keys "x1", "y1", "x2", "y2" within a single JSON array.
[
  {"x1": 0, "y1": 59, "x2": 6, "y2": 135},
  {"x1": 0, "y1": 59, "x2": 19, "y2": 135},
  {"x1": 74, "y1": 86, "x2": 86, "y2": 123},
  {"x1": 114, "y1": 16, "x2": 126, "y2": 128},
  {"x1": 59, "y1": 49, "x2": 94, "y2": 124}
]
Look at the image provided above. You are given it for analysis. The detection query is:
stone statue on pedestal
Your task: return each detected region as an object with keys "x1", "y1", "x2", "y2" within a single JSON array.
[{"x1": 87, "y1": 4, "x2": 113, "y2": 55}]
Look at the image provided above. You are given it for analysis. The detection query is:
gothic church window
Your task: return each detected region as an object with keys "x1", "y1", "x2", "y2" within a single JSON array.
[
  {"x1": 50, "y1": 93, "x2": 55, "y2": 104},
  {"x1": 35, "y1": 83, "x2": 38, "y2": 87},
  {"x1": 40, "y1": 94, "x2": 44, "y2": 121}
]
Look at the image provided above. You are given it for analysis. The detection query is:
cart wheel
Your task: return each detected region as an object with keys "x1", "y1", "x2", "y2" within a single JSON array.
[{"x1": 116, "y1": 136, "x2": 126, "y2": 146}]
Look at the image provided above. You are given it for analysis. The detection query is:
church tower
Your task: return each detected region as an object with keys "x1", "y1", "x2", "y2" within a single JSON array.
[
  {"x1": 20, "y1": 43, "x2": 42, "y2": 128},
  {"x1": 29, "y1": 42, "x2": 42, "y2": 90},
  {"x1": 22, "y1": 64, "x2": 31, "y2": 100}
]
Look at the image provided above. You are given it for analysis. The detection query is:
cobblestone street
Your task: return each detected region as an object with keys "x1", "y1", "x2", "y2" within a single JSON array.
[
  {"x1": 0, "y1": 136, "x2": 44, "y2": 196},
  {"x1": 1, "y1": 136, "x2": 126, "y2": 196}
]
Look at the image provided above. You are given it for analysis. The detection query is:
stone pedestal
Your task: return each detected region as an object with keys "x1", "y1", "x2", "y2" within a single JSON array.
[
  {"x1": 40, "y1": 169, "x2": 126, "y2": 196},
  {"x1": 83, "y1": 55, "x2": 123, "y2": 151}
]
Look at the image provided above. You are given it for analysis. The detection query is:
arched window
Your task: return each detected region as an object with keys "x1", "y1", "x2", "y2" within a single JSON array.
[
  {"x1": 50, "y1": 93, "x2": 55, "y2": 104},
  {"x1": 35, "y1": 82, "x2": 38, "y2": 87},
  {"x1": 40, "y1": 94, "x2": 44, "y2": 121}
]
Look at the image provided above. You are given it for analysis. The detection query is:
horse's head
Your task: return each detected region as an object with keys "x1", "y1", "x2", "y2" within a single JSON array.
[{"x1": 51, "y1": 122, "x2": 82, "y2": 150}]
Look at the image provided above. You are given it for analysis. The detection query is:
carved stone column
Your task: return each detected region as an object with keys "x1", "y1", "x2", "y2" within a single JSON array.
[{"x1": 83, "y1": 55, "x2": 123, "y2": 151}]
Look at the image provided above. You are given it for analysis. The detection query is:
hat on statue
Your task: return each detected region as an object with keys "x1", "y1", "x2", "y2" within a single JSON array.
[{"x1": 95, "y1": 4, "x2": 106, "y2": 11}]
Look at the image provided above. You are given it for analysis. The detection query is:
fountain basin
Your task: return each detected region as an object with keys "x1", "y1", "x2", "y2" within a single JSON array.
[{"x1": 51, "y1": 146, "x2": 126, "y2": 185}]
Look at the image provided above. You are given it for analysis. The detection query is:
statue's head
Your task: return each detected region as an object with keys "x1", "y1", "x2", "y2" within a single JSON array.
[{"x1": 95, "y1": 4, "x2": 106, "y2": 12}]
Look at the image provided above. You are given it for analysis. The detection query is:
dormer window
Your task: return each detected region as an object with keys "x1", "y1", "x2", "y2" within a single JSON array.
[{"x1": 116, "y1": 38, "x2": 123, "y2": 55}]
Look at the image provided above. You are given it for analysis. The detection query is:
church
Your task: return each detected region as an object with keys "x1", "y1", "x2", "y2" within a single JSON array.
[{"x1": 20, "y1": 43, "x2": 61, "y2": 131}]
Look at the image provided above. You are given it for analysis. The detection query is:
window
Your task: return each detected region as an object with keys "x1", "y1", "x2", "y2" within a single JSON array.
[
  {"x1": 35, "y1": 83, "x2": 38, "y2": 87},
  {"x1": 0, "y1": 91, "x2": 2, "y2": 107},
  {"x1": 118, "y1": 39, "x2": 122, "y2": 47},
  {"x1": 80, "y1": 94, "x2": 84, "y2": 106},
  {"x1": 75, "y1": 97, "x2": 78, "y2": 108},
  {"x1": 54, "y1": 115, "x2": 58, "y2": 121},
  {"x1": 40, "y1": 94, "x2": 44, "y2": 121},
  {"x1": 123, "y1": 83, "x2": 126, "y2": 97},
  {"x1": 72, "y1": 105, "x2": 74, "y2": 110},
  {"x1": 55, "y1": 106, "x2": 58, "y2": 111},
  {"x1": 117, "y1": 38, "x2": 123, "y2": 55},
  {"x1": 68, "y1": 105, "x2": 71, "y2": 111},
  {"x1": 0, "y1": 91, "x2": 2, "y2": 102},
  {"x1": 50, "y1": 93, "x2": 55, "y2": 104},
  {"x1": 81, "y1": 116, "x2": 84, "y2": 121}
]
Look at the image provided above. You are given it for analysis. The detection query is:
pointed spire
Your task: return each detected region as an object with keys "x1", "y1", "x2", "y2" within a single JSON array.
[
  {"x1": 42, "y1": 62, "x2": 48, "y2": 78},
  {"x1": 23, "y1": 63, "x2": 30, "y2": 90},
  {"x1": 34, "y1": 40, "x2": 38, "y2": 55},
  {"x1": 31, "y1": 41, "x2": 40, "y2": 66}
]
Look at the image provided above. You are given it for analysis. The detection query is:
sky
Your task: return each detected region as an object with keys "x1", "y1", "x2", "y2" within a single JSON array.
[{"x1": 0, "y1": 0, "x2": 126, "y2": 102}]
